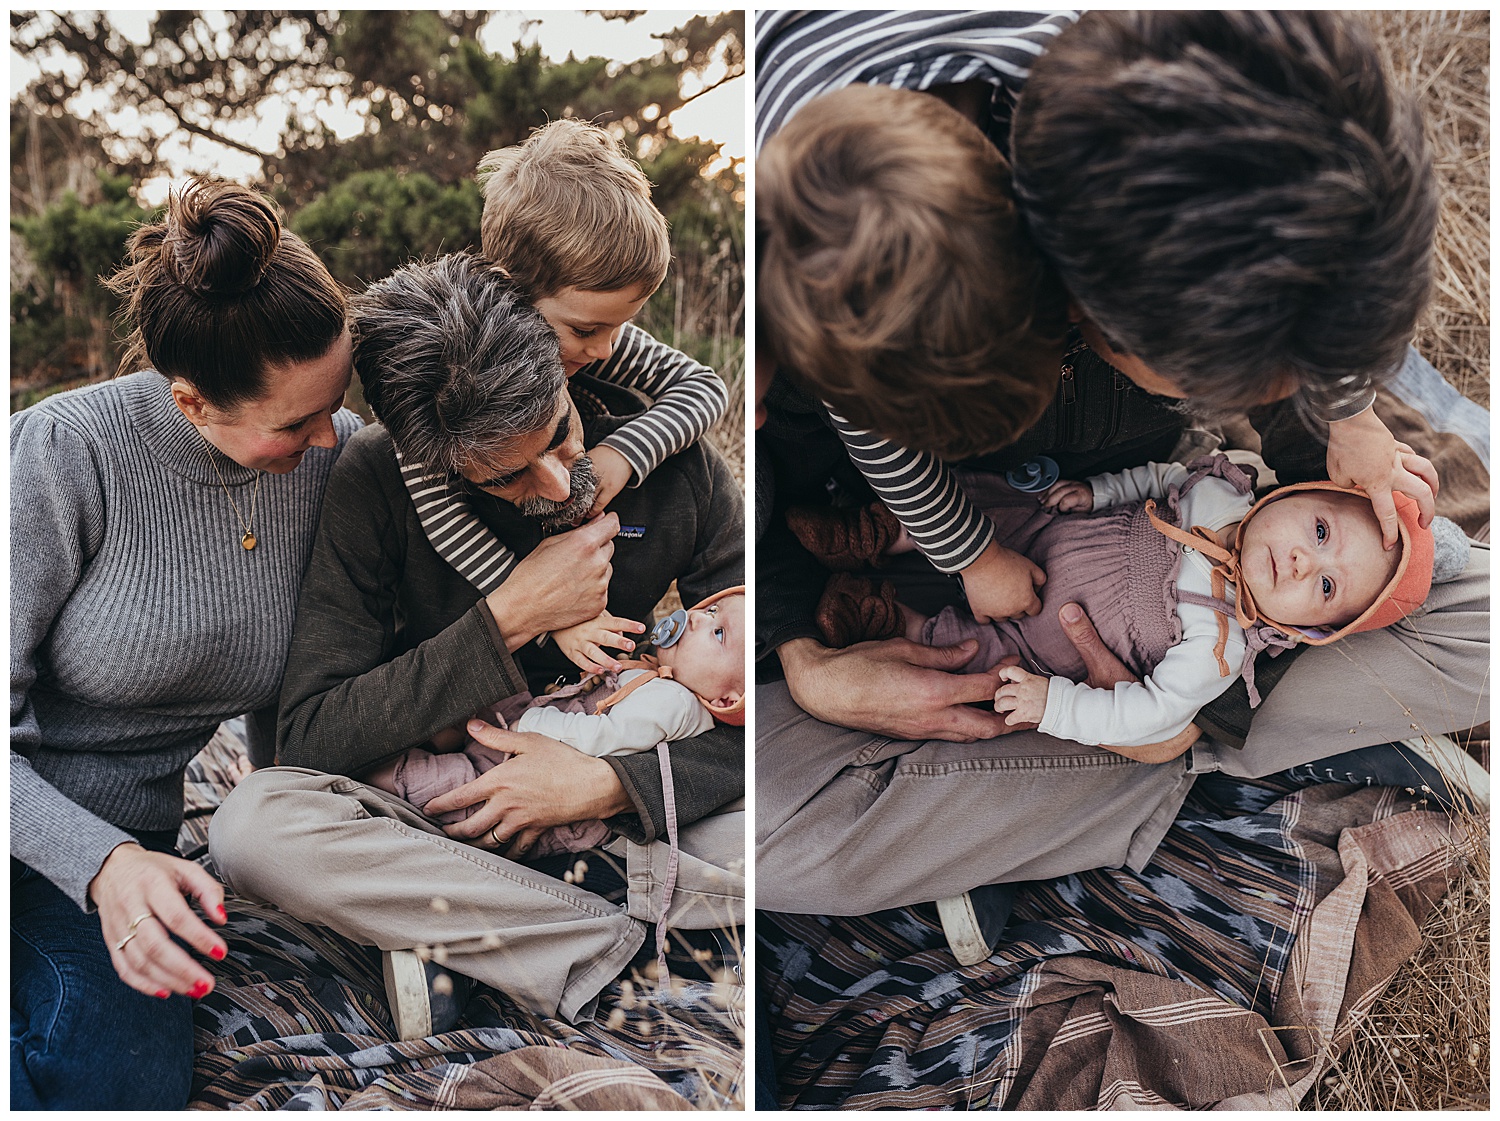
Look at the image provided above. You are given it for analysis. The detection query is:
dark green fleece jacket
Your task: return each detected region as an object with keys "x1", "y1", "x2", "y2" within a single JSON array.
[{"x1": 277, "y1": 378, "x2": 744, "y2": 842}]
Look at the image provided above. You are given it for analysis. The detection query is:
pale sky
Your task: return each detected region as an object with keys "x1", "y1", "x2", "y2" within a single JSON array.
[{"x1": 12, "y1": 9, "x2": 745, "y2": 205}]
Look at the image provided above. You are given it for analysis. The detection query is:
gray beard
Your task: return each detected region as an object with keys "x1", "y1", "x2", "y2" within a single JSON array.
[{"x1": 517, "y1": 454, "x2": 599, "y2": 530}]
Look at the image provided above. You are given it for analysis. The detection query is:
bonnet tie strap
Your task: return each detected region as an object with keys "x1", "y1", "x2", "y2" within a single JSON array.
[
  {"x1": 653, "y1": 741, "x2": 680, "y2": 982},
  {"x1": 592, "y1": 655, "x2": 668, "y2": 715},
  {"x1": 1145, "y1": 499, "x2": 1241, "y2": 679}
]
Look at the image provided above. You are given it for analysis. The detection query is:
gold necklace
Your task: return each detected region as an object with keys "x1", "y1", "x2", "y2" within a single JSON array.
[{"x1": 204, "y1": 441, "x2": 262, "y2": 550}]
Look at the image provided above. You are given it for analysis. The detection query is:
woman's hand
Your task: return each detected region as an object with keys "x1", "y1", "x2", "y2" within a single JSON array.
[
  {"x1": 425, "y1": 723, "x2": 633, "y2": 858},
  {"x1": 89, "y1": 843, "x2": 228, "y2": 1000},
  {"x1": 585, "y1": 445, "x2": 634, "y2": 519},
  {"x1": 483, "y1": 512, "x2": 619, "y2": 649},
  {"x1": 1326, "y1": 408, "x2": 1439, "y2": 547},
  {"x1": 552, "y1": 611, "x2": 648, "y2": 674}
]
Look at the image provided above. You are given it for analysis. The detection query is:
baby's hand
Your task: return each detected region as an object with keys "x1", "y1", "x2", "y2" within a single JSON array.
[
  {"x1": 551, "y1": 611, "x2": 648, "y2": 675},
  {"x1": 585, "y1": 445, "x2": 635, "y2": 519},
  {"x1": 993, "y1": 664, "x2": 1049, "y2": 727},
  {"x1": 960, "y1": 539, "x2": 1045, "y2": 623},
  {"x1": 1041, "y1": 479, "x2": 1093, "y2": 513}
]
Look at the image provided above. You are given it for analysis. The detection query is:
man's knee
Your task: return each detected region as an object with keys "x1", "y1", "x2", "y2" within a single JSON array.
[{"x1": 208, "y1": 766, "x2": 336, "y2": 899}]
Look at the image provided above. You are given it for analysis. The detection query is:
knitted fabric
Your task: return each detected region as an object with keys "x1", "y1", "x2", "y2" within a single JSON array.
[
  {"x1": 11, "y1": 371, "x2": 359, "y2": 907},
  {"x1": 924, "y1": 472, "x2": 1191, "y2": 681},
  {"x1": 924, "y1": 459, "x2": 1258, "y2": 693}
]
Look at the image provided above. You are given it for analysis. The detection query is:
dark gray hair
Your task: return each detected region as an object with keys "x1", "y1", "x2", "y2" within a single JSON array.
[
  {"x1": 352, "y1": 252, "x2": 564, "y2": 473},
  {"x1": 1014, "y1": 11, "x2": 1436, "y2": 418}
]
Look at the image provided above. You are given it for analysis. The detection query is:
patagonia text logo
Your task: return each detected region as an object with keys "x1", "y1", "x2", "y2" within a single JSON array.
[{"x1": 616, "y1": 525, "x2": 646, "y2": 539}]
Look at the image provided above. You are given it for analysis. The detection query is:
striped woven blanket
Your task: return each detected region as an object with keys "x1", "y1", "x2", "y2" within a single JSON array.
[
  {"x1": 178, "y1": 727, "x2": 743, "y2": 1110},
  {"x1": 759, "y1": 770, "x2": 1460, "y2": 1109}
]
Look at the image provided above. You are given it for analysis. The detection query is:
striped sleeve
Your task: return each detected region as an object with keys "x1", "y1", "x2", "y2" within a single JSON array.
[
  {"x1": 586, "y1": 323, "x2": 730, "y2": 485},
  {"x1": 824, "y1": 405, "x2": 994, "y2": 574},
  {"x1": 396, "y1": 452, "x2": 516, "y2": 597},
  {"x1": 755, "y1": 9, "x2": 1078, "y2": 152}
]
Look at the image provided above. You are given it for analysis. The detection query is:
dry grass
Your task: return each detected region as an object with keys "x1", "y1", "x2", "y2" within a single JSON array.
[
  {"x1": 1293, "y1": 13, "x2": 1492, "y2": 1112},
  {"x1": 1302, "y1": 793, "x2": 1489, "y2": 1110},
  {"x1": 1367, "y1": 9, "x2": 1490, "y2": 409}
]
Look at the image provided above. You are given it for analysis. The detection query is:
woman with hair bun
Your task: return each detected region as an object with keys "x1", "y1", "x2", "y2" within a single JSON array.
[{"x1": 10, "y1": 177, "x2": 360, "y2": 1109}]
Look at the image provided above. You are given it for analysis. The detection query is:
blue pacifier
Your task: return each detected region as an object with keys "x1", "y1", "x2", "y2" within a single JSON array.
[
  {"x1": 649, "y1": 608, "x2": 689, "y2": 648},
  {"x1": 1005, "y1": 455, "x2": 1060, "y2": 493}
]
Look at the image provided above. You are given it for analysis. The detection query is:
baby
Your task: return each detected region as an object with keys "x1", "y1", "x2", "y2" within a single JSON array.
[
  {"x1": 797, "y1": 456, "x2": 1463, "y2": 752},
  {"x1": 364, "y1": 589, "x2": 745, "y2": 853}
]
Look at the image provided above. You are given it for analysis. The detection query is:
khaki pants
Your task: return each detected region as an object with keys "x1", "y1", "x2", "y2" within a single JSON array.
[
  {"x1": 756, "y1": 543, "x2": 1487, "y2": 915},
  {"x1": 209, "y1": 769, "x2": 743, "y2": 1023}
]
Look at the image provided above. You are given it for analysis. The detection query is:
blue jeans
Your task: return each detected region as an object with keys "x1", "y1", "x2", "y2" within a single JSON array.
[{"x1": 11, "y1": 855, "x2": 195, "y2": 1110}]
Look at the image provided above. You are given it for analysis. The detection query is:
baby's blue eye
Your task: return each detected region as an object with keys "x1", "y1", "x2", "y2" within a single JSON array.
[
  {"x1": 1316, "y1": 519, "x2": 1327, "y2": 543},
  {"x1": 1321, "y1": 576, "x2": 1333, "y2": 599},
  {"x1": 714, "y1": 627, "x2": 725, "y2": 643}
]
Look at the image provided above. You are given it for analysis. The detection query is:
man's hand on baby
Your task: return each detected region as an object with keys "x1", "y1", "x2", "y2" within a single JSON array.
[
  {"x1": 585, "y1": 444, "x2": 634, "y2": 519},
  {"x1": 779, "y1": 635, "x2": 1010, "y2": 742},
  {"x1": 960, "y1": 539, "x2": 1046, "y2": 623},
  {"x1": 553, "y1": 611, "x2": 647, "y2": 674},
  {"x1": 994, "y1": 665, "x2": 1049, "y2": 727},
  {"x1": 1326, "y1": 407, "x2": 1439, "y2": 547},
  {"x1": 427, "y1": 723, "x2": 633, "y2": 858},
  {"x1": 1041, "y1": 479, "x2": 1093, "y2": 513}
]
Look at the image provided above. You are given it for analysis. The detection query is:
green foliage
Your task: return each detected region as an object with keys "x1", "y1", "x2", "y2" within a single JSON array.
[
  {"x1": 14, "y1": 171, "x2": 146, "y2": 296},
  {"x1": 12, "y1": 11, "x2": 745, "y2": 411},
  {"x1": 11, "y1": 171, "x2": 153, "y2": 393},
  {"x1": 292, "y1": 171, "x2": 482, "y2": 289}
]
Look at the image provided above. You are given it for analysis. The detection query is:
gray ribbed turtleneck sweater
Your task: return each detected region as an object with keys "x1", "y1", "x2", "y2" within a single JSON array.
[{"x1": 10, "y1": 371, "x2": 360, "y2": 908}]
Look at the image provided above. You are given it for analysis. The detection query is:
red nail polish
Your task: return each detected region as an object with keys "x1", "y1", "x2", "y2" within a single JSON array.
[
  {"x1": 156, "y1": 990, "x2": 170, "y2": 1000},
  {"x1": 210, "y1": 945, "x2": 226, "y2": 961},
  {"x1": 189, "y1": 981, "x2": 210, "y2": 999},
  {"x1": 216, "y1": 904, "x2": 227, "y2": 921}
]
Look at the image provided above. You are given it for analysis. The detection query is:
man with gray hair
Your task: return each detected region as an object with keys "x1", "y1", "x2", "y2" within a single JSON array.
[{"x1": 210, "y1": 253, "x2": 745, "y2": 1034}]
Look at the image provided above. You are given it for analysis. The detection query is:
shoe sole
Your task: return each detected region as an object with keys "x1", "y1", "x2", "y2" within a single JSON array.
[
  {"x1": 383, "y1": 949, "x2": 432, "y2": 1041},
  {"x1": 936, "y1": 894, "x2": 992, "y2": 966}
]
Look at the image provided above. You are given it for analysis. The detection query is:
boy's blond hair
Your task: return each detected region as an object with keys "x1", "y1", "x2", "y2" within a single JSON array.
[
  {"x1": 758, "y1": 85, "x2": 1067, "y2": 459},
  {"x1": 478, "y1": 118, "x2": 671, "y2": 299}
]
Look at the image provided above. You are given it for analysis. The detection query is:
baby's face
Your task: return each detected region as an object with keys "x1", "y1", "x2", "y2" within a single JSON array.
[
  {"x1": 656, "y1": 594, "x2": 746, "y2": 706},
  {"x1": 1238, "y1": 491, "x2": 1398, "y2": 629}
]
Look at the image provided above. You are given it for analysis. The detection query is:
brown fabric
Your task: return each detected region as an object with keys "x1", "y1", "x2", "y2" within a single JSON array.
[
  {"x1": 787, "y1": 501, "x2": 903, "y2": 570},
  {"x1": 814, "y1": 573, "x2": 903, "y2": 647},
  {"x1": 435, "y1": 1047, "x2": 696, "y2": 1110},
  {"x1": 1003, "y1": 790, "x2": 1456, "y2": 1111},
  {"x1": 763, "y1": 775, "x2": 1462, "y2": 1109}
]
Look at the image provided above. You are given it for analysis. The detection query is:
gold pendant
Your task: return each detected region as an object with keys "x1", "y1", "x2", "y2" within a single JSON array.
[{"x1": 242, "y1": 531, "x2": 257, "y2": 550}]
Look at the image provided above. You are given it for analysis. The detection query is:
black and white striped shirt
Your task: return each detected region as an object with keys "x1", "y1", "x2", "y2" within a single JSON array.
[
  {"x1": 755, "y1": 9, "x2": 1077, "y2": 153},
  {"x1": 400, "y1": 323, "x2": 728, "y2": 595},
  {"x1": 757, "y1": 9, "x2": 1077, "y2": 572}
]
